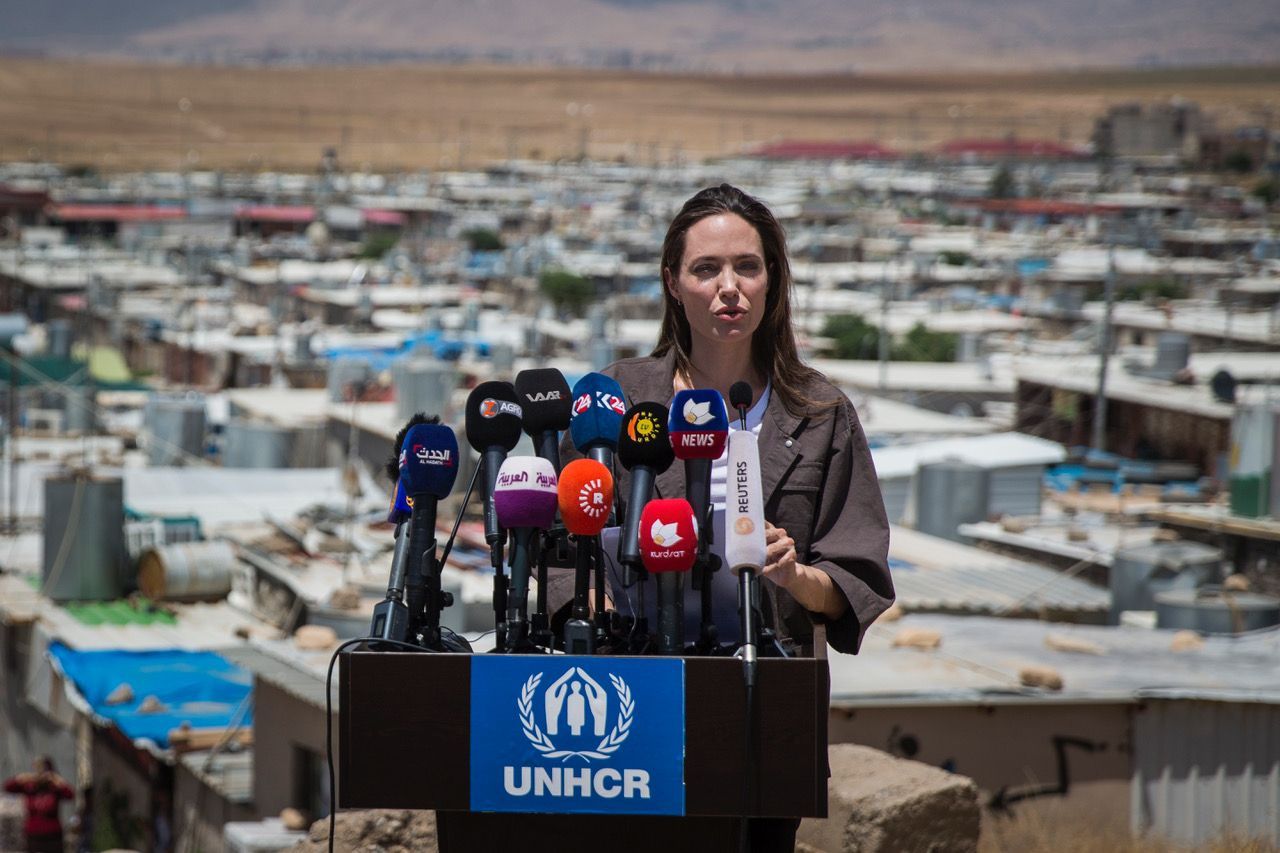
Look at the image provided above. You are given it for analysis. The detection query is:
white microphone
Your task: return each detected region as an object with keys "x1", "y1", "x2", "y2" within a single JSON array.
[{"x1": 725, "y1": 430, "x2": 766, "y2": 671}]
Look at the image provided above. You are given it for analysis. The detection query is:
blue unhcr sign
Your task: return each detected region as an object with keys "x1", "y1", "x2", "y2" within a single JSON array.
[{"x1": 470, "y1": 656, "x2": 685, "y2": 815}]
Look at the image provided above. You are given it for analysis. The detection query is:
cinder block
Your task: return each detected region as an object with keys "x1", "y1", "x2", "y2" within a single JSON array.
[{"x1": 799, "y1": 744, "x2": 980, "y2": 853}]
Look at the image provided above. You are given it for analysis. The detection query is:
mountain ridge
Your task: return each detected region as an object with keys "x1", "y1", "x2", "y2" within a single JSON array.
[{"x1": 2, "y1": 0, "x2": 1278, "y2": 72}]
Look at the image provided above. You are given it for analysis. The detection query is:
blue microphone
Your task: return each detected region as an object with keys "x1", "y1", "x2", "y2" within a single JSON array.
[
  {"x1": 569, "y1": 372, "x2": 627, "y2": 468},
  {"x1": 387, "y1": 480, "x2": 412, "y2": 525},
  {"x1": 398, "y1": 423, "x2": 460, "y2": 645},
  {"x1": 668, "y1": 388, "x2": 729, "y2": 650}
]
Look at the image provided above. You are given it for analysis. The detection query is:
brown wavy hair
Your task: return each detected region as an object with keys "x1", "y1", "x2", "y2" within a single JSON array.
[{"x1": 654, "y1": 183, "x2": 826, "y2": 416}]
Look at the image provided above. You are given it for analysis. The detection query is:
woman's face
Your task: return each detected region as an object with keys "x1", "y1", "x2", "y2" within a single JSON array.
[{"x1": 665, "y1": 213, "x2": 768, "y2": 351}]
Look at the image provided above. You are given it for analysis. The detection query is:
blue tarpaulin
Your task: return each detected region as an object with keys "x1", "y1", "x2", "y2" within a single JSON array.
[{"x1": 48, "y1": 644, "x2": 253, "y2": 749}]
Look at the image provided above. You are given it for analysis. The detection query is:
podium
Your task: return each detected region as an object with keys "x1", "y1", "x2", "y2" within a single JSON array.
[{"x1": 340, "y1": 650, "x2": 828, "y2": 853}]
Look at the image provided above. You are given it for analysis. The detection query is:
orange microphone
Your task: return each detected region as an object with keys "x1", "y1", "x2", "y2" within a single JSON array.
[{"x1": 557, "y1": 459, "x2": 614, "y2": 654}]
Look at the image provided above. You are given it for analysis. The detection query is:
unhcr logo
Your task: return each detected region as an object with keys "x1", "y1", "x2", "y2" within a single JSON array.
[{"x1": 502, "y1": 666, "x2": 651, "y2": 800}]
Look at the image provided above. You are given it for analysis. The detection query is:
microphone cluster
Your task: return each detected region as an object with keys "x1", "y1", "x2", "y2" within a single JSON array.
[{"x1": 371, "y1": 367, "x2": 773, "y2": 660}]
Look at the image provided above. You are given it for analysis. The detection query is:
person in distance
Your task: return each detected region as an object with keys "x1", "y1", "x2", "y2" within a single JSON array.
[
  {"x1": 3, "y1": 756, "x2": 75, "y2": 853},
  {"x1": 576, "y1": 182, "x2": 894, "y2": 658}
]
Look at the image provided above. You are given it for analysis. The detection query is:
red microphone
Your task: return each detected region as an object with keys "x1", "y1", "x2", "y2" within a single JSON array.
[
  {"x1": 640, "y1": 499, "x2": 698, "y2": 654},
  {"x1": 558, "y1": 460, "x2": 614, "y2": 654}
]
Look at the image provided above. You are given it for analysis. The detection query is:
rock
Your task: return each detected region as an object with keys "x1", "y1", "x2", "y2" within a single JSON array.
[
  {"x1": 1044, "y1": 634, "x2": 1105, "y2": 656},
  {"x1": 280, "y1": 808, "x2": 308, "y2": 831},
  {"x1": 999, "y1": 516, "x2": 1029, "y2": 534},
  {"x1": 1020, "y1": 665, "x2": 1064, "y2": 691},
  {"x1": 1223, "y1": 574, "x2": 1251, "y2": 592},
  {"x1": 1152, "y1": 528, "x2": 1180, "y2": 542},
  {"x1": 878, "y1": 603, "x2": 904, "y2": 623},
  {"x1": 290, "y1": 809, "x2": 437, "y2": 852},
  {"x1": 328, "y1": 585, "x2": 362, "y2": 611},
  {"x1": 1170, "y1": 630, "x2": 1205, "y2": 652},
  {"x1": 294, "y1": 624, "x2": 338, "y2": 651},
  {"x1": 1066, "y1": 526, "x2": 1089, "y2": 543},
  {"x1": 137, "y1": 695, "x2": 167, "y2": 714},
  {"x1": 799, "y1": 744, "x2": 979, "y2": 853},
  {"x1": 892, "y1": 628, "x2": 941, "y2": 650},
  {"x1": 105, "y1": 683, "x2": 134, "y2": 705}
]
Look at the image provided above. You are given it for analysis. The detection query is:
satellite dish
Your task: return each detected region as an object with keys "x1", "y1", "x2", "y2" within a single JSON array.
[{"x1": 1210, "y1": 369, "x2": 1237, "y2": 404}]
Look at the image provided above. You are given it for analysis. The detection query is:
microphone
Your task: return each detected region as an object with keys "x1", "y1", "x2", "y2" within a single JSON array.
[
  {"x1": 668, "y1": 389, "x2": 729, "y2": 650},
  {"x1": 399, "y1": 422, "x2": 461, "y2": 647},
  {"x1": 370, "y1": 480, "x2": 413, "y2": 643},
  {"x1": 616, "y1": 402, "x2": 675, "y2": 579},
  {"x1": 371, "y1": 413, "x2": 433, "y2": 644},
  {"x1": 493, "y1": 456, "x2": 558, "y2": 652},
  {"x1": 725, "y1": 430, "x2": 767, "y2": 675},
  {"x1": 569, "y1": 373, "x2": 628, "y2": 468},
  {"x1": 465, "y1": 382, "x2": 523, "y2": 647},
  {"x1": 515, "y1": 368, "x2": 572, "y2": 471},
  {"x1": 640, "y1": 499, "x2": 698, "y2": 655},
  {"x1": 557, "y1": 458, "x2": 614, "y2": 655},
  {"x1": 729, "y1": 381, "x2": 753, "y2": 429}
]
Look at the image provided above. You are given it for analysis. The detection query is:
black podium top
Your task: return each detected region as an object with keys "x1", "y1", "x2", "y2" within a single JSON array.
[{"x1": 339, "y1": 651, "x2": 828, "y2": 819}]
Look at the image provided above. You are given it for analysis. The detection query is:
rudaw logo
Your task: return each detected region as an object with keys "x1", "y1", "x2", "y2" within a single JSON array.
[{"x1": 578, "y1": 479, "x2": 608, "y2": 520}]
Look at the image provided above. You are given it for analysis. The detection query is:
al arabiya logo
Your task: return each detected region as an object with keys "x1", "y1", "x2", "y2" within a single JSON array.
[
  {"x1": 682, "y1": 399, "x2": 712, "y2": 425},
  {"x1": 519, "y1": 667, "x2": 633, "y2": 762}
]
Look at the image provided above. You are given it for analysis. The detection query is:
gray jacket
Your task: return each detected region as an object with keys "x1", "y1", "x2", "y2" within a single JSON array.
[{"x1": 559, "y1": 351, "x2": 894, "y2": 655}]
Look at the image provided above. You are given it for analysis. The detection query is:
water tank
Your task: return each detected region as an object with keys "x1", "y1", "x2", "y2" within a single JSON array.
[
  {"x1": 393, "y1": 358, "x2": 458, "y2": 422},
  {"x1": 327, "y1": 357, "x2": 373, "y2": 403},
  {"x1": 222, "y1": 420, "x2": 292, "y2": 468},
  {"x1": 42, "y1": 474, "x2": 127, "y2": 602},
  {"x1": 1154, "y1": 587, "x2": 1280, "y2": 634},
  {"x1": 490, "y1": 342, "x2": 516, "y2": 374},
  {"x1": 914, "y1": 460, "x2": 989, "y2": 542},
  {"x1": 1229, "y1": 404, "x2": 1276, "y2": 518},
  {"x1": 61, "y1": 383, "x2": 96, "y2": 434},
  {"x1": 136, "y1": 541, "x2": 235, "y2": 601},
  {"x1": 145, "y1": 398, "x2": 207, "y2": 466},
  {"x1": 46, "y1": 320, "x2": 73, "y2": 359},
  {"x1": 0, "y1": 314, "x2": 29, "y2": 348},
  {"x1": 1153, "y1": 332, "x2": 1191, "y2": 377},
  {"x1": 589, "y1": 340, "x2": 615, "y2": 372},
  {"x1": 1109, "y1": 540, "x2": 1221, "y2": 624}
]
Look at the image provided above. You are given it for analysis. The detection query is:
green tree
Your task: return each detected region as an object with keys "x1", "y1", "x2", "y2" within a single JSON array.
[
  {"x1": 539, "y1": 270, "x2": 594, "y2": 316},
  {"x1": 988, "y1": 164, "x2": 1016, "y2": 199},
  {"x1": 822, "y1": 314, "x2": 883, "y2": 360},
  {"x1": 463, "y1": 228, "x2": 504, "y2": 252},
  {"x1": 358, "y1": 232, "x2": 399, "y2": 259},
  {"x1": 892, "y1": 322, "x2": 958, "y2": 362},
  {"x1": 1253, "y1": 178, "x2": 1279, "y2": 207},
  {"x1": 1223, "y1": 149, "x2": 1255, "y2": 174}
]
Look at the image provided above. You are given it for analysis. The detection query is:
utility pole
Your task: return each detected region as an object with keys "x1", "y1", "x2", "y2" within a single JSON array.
[
  {"x1": 878, "y1": 260, "x2": 890, "y2": 391},
  {"x1": 1091, "y1": 236, "x2": 1117, "y2": 453}
]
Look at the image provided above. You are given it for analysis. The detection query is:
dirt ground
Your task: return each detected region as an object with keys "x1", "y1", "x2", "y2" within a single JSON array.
[{"x1": 1, "y1": 58, "x2": 1277, "y2": 172}]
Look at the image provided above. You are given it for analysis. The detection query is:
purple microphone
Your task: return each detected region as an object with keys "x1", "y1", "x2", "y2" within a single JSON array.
[{"x1": 494, "y1": 457, "x2": 558, "y2": 650}]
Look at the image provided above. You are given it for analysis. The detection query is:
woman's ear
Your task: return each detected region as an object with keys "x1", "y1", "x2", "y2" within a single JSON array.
[{"x1": 662, "y1": 267, "x2": 681, "y2": 307}]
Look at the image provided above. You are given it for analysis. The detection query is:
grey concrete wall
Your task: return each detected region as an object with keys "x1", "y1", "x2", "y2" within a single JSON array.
[{"x1": 251, "y1": 678, "x2": 336, "y2": 820}]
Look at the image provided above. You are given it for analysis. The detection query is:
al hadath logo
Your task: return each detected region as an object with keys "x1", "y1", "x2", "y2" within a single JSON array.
[{"x1": 519, "y1": 667, "x2": 633, "y2": 762}]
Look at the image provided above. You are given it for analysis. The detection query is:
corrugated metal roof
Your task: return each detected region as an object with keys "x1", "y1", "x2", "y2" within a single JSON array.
[
  {"x1": 873, "y1": 432, "x2": 1066, "y2": 480},
  {"x1": 219, "y1": 639, "x2": 335, "y2": 711},
  {"x1": 831, "y1": 613, "x2": 1280, "y2": 707},
  {"x1": 180, "y1": 749, "x2": 254, "y2": 804},
  {"x1": 889, "y1": 525, "x2": 1109, "y2": 616}
]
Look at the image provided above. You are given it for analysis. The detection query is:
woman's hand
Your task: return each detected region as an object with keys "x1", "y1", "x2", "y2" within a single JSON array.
[
  {"x1": 763, "y1": 522, "x2": 799, "y2": 587},
  {"x1": 762, "y1": 522, "x2": 849, "y2": 621}
]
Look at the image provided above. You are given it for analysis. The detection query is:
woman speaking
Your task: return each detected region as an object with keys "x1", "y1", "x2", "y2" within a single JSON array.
[{"x1": 601, "y1": 183, "x2": 894, "y2": 658}]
